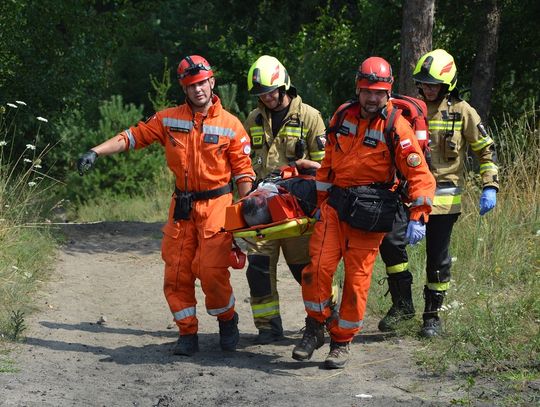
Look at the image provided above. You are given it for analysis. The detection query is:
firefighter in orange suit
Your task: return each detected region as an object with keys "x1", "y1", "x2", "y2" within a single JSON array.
[
  {"x1": 292, "y1": 57, "x2": 436, "y2": 369},
  {"x1": 77, "y1": 55, "x2": 255, "y2": 356}
]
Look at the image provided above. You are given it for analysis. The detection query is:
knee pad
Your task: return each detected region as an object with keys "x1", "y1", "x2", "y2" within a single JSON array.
[{"x1": 246, "y1": 255, "x2": 271, "y2": 297}]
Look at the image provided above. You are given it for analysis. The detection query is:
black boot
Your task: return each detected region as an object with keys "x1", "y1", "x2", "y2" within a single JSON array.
[
  {"x1": 173, "y1": 334, "x2": 199, "y2": 356},
  {"x1": 420, "y1": 286, "x2": 445, "y2": 338},
  {"x1": 378, "y1": 271, "x2": 415, "y2": 332},
  {"x1": 292, "y1": 317, "x2": 325, "y2": 361},
  {"x1": 219, "y1": 312, "x2": 239, "y2": 351},
  {"x1": 254, "y1": 316, "x2": 284, "y2": 344}
]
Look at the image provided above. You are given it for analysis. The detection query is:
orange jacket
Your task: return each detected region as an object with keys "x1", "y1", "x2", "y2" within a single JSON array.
[
  {"x1": 317, "y1": 101, "x2": 435, "y2": 221},
  {"x1": 120, "y1": 95, "x2": 255, "y2": 235}
]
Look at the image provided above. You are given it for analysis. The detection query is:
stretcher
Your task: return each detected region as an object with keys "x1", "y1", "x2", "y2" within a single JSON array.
[{"x1": 231, "y1": 216, "x2": 316, "y2": 242}]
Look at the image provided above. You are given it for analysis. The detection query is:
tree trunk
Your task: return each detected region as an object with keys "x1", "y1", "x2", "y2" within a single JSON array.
[
  {"x1": 399, "y1": 0, "x2": 435, "y2": 97},
  {"x1": 470, "y1": 0, "x2": 501, "y2": 121}
]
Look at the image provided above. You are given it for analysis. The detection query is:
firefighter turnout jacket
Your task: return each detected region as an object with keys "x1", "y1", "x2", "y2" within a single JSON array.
[
  {"x1": 427, "y1": 95, "x2": 499, "y2": 214},
  {"x1": 244, "y1": 93, "x2": 326, "y2": 179}
]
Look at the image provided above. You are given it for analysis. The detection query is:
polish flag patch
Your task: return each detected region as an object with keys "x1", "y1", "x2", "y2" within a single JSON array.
[{"x1": 400, "y1": 139, "x2": 412, "y2": 150}]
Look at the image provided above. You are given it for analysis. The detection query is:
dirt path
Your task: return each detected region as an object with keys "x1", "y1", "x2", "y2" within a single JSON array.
[{"x1": 1, "y1": 222, "x2": 465, "y2": 406}]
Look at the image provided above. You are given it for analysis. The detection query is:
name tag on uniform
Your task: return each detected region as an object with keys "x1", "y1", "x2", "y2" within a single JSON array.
[
  {"x1": 204, "y1": 134, "x2": 219, "y2": 144},
  {"x1": 363, "y1": 136, "x2": 378, "y2": 148},
  {"x1": 169, "y1": 126, "x2": 190, "y2": 133}
]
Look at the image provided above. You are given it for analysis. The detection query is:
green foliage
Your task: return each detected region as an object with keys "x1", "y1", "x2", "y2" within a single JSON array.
[
  {"x1": 148, "y1": 57, "x2": 174, "y2": 112},
  {"x1": 57, "y1": 95, "x2": 167, "y2": 205},
  {"x1": 0, "y1": 107, "x2": 58, "y2": 344}
]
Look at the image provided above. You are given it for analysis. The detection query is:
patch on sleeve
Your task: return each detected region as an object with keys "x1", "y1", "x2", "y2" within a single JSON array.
[
  {"x1": 243, "y1": 144, "x2": 251, "y2": 155},
  {"x1": 406, "y1": 152, "x2": 422, "y2": 167}
]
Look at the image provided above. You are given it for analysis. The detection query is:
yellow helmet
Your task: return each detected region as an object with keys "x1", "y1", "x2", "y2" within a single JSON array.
[
  {"x1": 247, "y1": 55, "x2": 290, "y2": 96},
  {"x1": 413, "y1": 49, "x2": 457, "y2": 91}
]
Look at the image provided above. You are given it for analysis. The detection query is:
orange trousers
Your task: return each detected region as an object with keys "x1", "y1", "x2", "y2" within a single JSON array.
[
  {"x1": 161, "y1": 215, "x2": 235, "y2": 335},
  {"x1": 302, "y1": 201, "x2": 385, "y2": 342}
]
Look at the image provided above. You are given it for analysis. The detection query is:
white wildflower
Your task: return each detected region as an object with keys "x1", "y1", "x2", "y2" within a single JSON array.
[
  {"x1": 24, "y1": 272, "x2": 33, "y2": 279},
  {"x1": 4, "y1": 204, "x2": 10, "y2": 208},
  {"x1": 34, "y1": 164, "x2": 42, "y2": 169},
  {"x1": 23, "y1": 158, "x2": 32, "y2": 163},
  {"x1": 15, "y1": 100, "x2": 27, "y2": 106},
  {"x1": 27, "y1": 181, "x2": 37, "y2": 187},
  {"x1": 36, "y1": 116, "x2": 48, "y2": 123},
  {"x1": 451, "y1": 257, "x2": 458, "y2": 263},
  {"x1": 477, "y1": 238, "x2": 484, "y2": 242},
  {"x1": 25, "y1": 144, "x2": 36, "y2": 150},
  {"x1": 0, "y1": 141, "x2": 7, "y2": 146},
  {"x1": 7, "y1": 103, "x2": 17, "y2": 108}
]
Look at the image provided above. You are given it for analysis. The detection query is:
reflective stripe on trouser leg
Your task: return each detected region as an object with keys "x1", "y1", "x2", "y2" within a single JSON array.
[
  {"x1": 195, "y1": 230, "x2": 236, "y2": 321},
  {"x1": 247, "y1": 240, "x2": 280, "y2": 330},
  {"x1": 329, "y1": 222, "x2": 385, "y2": 342},
  {"x1": 301, "y1": 203, "x2": 344, "y2": 324},
  {"x1": 379, "y1": 202, "x2": 409, "y2": 274},
  {"x1": 425, "y1": 213, "x2": 459, "y2": 291},
  {"x1": 162, "y1": 219, "x2": 199, "y2": 335}
]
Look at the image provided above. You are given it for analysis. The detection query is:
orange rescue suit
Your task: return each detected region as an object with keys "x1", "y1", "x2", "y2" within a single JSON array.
[
  {"x1": 120, "y1": 95, "x2": 255, "y2": 335},
  {"x1": 303, "y1": 101, "x2": 435, "y2": 342}
]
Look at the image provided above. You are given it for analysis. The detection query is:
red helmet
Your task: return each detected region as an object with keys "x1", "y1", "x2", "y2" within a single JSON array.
[
  {"x1": 177, "y1": 55, "x2": 214, "y2": 86},
  {"x1": 356, "y1": 56, "x2": 393, "y2": 91}
]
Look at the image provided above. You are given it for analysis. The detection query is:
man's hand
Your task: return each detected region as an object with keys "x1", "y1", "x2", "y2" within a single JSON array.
[
  {"x1": 77, "y1": 150, "x2": 98, "y2": 176},
  {"x1": 479, "y1": 187, "x2": 497, "y2": 216},
  {"x1": 406, "y1": 220, "x2": 426, "y2": 245},
  {"x1": 295, "y1": 159, "x2": 321, "y2": 171}
]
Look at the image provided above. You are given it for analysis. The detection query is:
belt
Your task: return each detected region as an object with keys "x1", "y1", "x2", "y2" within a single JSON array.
[{"x1": 174, "y1": 182, "x2": 232, "y2": 201}]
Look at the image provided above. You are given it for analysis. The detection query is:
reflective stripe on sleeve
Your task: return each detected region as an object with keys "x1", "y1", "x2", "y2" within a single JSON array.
[
  {"x1": 479, "y1": 162, "x2": 498, "y2": 175},
  {"x1": 310, "y1": 150, "x2": 325, "y2": 160},
  {"x1": 470, "y1": 136, "x2": 494, "y2": 151},
  {"x1": 316, "y1": 181, "x2": 333, "y2": 192},
  {"x1": 124, "y1": 129, "x2": 136, "y2": 150},
  {"x1": 207, "y1": 294, "x2": 235, "y2": 316},
  {"x1": 280, "y1": 126, "x2": 303, "y2": 137},
  {"x1": 410, "y1": 196, "x2": 433, "y2": 208},
  {"x1": 173, "y1": 306, "x2": 196, "y2": 321}
]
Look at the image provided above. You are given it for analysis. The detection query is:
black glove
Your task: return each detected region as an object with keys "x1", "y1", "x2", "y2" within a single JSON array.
[{"x1": 77, "y1": 150, "x2": 98, "y2": 176}]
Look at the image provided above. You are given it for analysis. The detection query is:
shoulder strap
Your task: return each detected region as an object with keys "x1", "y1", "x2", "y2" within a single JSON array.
[
  {"x1": 383, "y1": 107, "x2": 401, "y2": 166},
  {"x1": 326, "y1": 99, "x2": 358, "y2": 136}
]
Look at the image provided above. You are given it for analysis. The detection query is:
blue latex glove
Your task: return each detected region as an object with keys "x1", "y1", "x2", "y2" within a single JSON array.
[
  {"x1": 313, "y1": 208, "x2": 321, "y2": 220},
  {"x1": 406, "y1": 220, "x2": 426, "y2": 245},
  {"x1": 479, "y1": 187, "x2": 497, "y2": 216}
]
